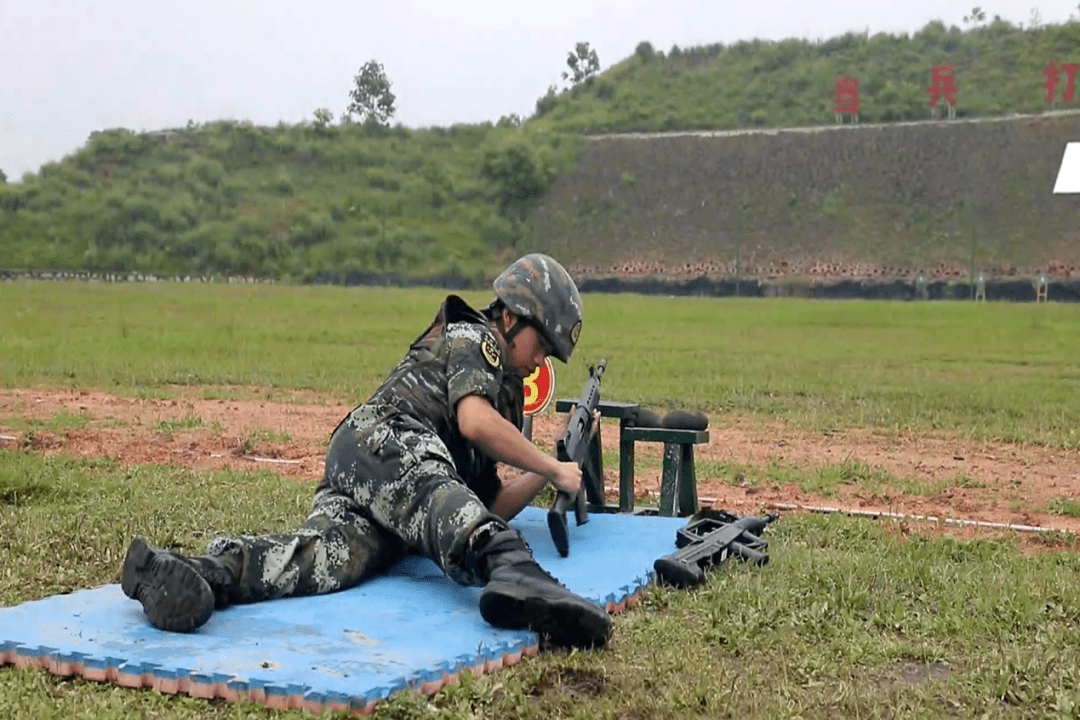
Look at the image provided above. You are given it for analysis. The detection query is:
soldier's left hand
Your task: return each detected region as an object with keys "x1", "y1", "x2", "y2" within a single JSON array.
[
  {"x1": 554, "y1": 408, "x2": 602, "y2": 446},
  {"x1": 588, "y1": 409, "x2": 601, "y2": 438}
]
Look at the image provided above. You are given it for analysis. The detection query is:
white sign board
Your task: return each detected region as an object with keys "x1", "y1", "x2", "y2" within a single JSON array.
[{"x1": 1053, "y1": 142, "x2": 1080, "y2": 194}]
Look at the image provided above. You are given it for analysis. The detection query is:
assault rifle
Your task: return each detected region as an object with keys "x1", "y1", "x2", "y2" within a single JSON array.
[
  {"x1": 548, "y1": 359, "x2": 607, "y2": 557},
  {"x1": 653, "y1": 508, "x2": 777, "y2": 589}
]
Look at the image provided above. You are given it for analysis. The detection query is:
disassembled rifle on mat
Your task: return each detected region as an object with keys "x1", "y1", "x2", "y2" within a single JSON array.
[
  {"x1": 548, "y1": 359, "x2": 607, "y2": 557},
  {"x1": 653, "y1": 508, "x2": 778, "y2": 589}
]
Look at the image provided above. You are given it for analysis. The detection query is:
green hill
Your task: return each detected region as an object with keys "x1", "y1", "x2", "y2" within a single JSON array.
[
  {"x1": 1, "y1": 18, "x2": 1078, "y2": 283},
  {"x1": 0, "y1": 121, "x2": 575, "y2": 283},
  {"x1": 534, "y1": 18, "x2": 1080, "y2": 133}
]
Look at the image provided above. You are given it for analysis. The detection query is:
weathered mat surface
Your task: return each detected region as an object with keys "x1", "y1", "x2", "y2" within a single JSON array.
[{"x1": 0, "y1": 507, "x2": 686, "y2": 713}]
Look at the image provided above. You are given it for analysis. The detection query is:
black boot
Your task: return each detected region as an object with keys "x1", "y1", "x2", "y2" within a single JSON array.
[
  {"x1": 121, "y1": 538, "x2": 236, "y2": 632},
  {"x1": 182, "y1": 554, "x2": 239, "y2": 611},
  {"x1": 474, "y1": 529, "x2": 612, "y2": 649}
]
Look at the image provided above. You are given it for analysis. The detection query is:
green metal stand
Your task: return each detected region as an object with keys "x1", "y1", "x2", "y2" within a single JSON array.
[{"x1": 554, "y1": 399, "x2": 709, "y2": 516}]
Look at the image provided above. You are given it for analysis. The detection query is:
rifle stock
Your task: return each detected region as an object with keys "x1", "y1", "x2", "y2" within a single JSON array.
[{"x1": 547, "y1": 359, "x2": 607, "y2": 557}]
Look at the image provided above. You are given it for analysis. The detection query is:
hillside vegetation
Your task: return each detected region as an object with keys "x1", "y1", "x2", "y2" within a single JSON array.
[
  {"x1": 1, "y1": 17, "x2": 1078, "y2": 282},
  {"x1": 0, "y1": 122, "x2": 574, "y2": 283},
  {"x1": 534, "y1": 17, "x2": 1080, "y2": 133}
]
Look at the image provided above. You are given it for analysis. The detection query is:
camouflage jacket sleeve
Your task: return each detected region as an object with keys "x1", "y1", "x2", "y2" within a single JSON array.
[
  {"x1": 444, "y1": 321, "x2": 522, "y2": 508},
  {"x1": 445, "y1": 322, "x2": 503, "y2": 410}
]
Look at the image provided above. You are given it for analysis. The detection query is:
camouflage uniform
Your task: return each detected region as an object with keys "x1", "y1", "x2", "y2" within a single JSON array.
[
  {"x1": 204, "y1": 295, "x2": 523, "y2": 603},
  {"x1": 123, "y1": 253, "x2": 611, "y2": 648}
]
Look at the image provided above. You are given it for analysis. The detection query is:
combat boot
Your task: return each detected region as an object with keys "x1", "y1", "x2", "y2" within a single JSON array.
[
  {"x1": 474, "y1": 529, "x2": 612, "y2": 649},
  {"x1": 121, "y1": 538, "x2": 236, "y2": 632}
]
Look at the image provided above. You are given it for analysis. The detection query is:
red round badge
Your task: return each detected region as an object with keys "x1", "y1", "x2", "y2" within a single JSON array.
[{"x1": 522, "y1": 357, "x2": 556, "y2": 417}]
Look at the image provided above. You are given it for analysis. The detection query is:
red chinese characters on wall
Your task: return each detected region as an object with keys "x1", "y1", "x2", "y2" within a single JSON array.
[
  {"x1": 834, "y1": 74, "x2": 860, "y2": 124},
  {"x1": 834, "y1": 75, "x2": 860, "y2": 116},
  {"x1": 1043, "y1": 60, "x2": 1079, "y2": 104},
  {"x1": 927, "y1": 64, "x2": 958, "y2": 110},
  {"x1": 825, "y1": 62, "x2": 1079, "y2": 122}
]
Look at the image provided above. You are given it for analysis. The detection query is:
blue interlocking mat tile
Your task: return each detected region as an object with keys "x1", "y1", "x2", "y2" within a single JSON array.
[{"x1": 0, "y1": 506, "x2": 686, "y2": 713}]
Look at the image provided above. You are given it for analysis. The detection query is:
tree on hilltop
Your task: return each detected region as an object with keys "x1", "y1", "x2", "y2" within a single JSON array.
[
  {"x1": 312, "y1": 108, "x2": 334, "y2": 135},
  {"x1": 635, "y1": 41, "x2": 656, "y2": 63},
  {"x1": 963, "y1": 6, "x2": 986, "y2": 25},
  {"x1": 562, "y1": 42, "x2": 600, "y2": 85},
  {"x1": 347, "y1": 60, "x2": 396, "y2": 126}
]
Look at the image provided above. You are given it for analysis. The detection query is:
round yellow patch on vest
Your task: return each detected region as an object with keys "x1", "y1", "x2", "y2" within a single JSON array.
[{"x1": 481, "y1": 334, "x2": 501, "y2": 367}]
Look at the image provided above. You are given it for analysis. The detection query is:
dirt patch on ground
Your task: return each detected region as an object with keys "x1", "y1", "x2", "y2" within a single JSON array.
[{"x1": 1, "y1": 387, "x2": 1078, "y2": 544}]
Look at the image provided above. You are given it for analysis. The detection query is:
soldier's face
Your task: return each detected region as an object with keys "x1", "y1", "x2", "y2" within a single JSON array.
[{"x1": 501, "y1": 312, "x2": 549, "y2": 376}]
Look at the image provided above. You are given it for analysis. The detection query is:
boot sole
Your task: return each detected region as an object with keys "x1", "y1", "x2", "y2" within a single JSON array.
[
  {"x1": 479, "y1": 583, "x2": 612, "y2": 649},
  {"x1": 121, "y1": 538, "x2": 215, "y2": 632}
]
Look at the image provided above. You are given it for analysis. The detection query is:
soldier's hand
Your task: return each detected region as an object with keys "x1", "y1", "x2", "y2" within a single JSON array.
[{"x1": 548, "y1": 460, "x2": 583, "y2": 496}]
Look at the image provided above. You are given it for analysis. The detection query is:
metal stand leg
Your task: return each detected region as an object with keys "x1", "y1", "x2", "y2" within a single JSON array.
[
  {"x1": 659, "y1": 443, "x2": 680, "y2": 516},
  {"x1": 619, "y1": 422, "x2": 635, "y2": 512},
  {"x1": 677, "y1": 445, "x2": 698, "y2": 516}
]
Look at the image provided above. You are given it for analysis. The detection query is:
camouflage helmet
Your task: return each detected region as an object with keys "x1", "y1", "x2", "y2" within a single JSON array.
[{"x1": 493, "y1": 254, "x2": 583, "y2": 363}]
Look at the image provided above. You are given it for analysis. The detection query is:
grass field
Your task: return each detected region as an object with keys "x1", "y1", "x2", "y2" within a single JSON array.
[
  {"x1": 1, "y1": 281, "x2": 1080, "y2": 719},
  {"x1": 1, "y1": 281, "x2": 1078, "y2": 445}
]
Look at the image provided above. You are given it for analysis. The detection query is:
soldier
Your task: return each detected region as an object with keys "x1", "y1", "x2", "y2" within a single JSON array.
[{"x1": 120, "y1": 253, "x2": 612, "y2": 649}]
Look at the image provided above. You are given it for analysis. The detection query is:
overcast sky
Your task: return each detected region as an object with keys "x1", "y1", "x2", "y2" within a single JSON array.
[{"x1": 2, "y1": 1, "x2": 1076, "y2": 181}]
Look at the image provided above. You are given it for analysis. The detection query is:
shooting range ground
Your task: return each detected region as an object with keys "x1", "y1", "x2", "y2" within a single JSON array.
[{"x1": 1, "y1": 282, "x2": 1079, "y2": 719}]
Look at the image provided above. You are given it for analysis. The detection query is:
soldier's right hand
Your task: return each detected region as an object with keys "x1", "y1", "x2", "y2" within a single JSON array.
[{"x1": 548, "y1": 461, "x2": 583, "y2": 497}]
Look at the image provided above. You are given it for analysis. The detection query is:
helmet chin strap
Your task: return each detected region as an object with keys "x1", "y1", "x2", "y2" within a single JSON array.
[
  {"x1": 493, "y1": 317, "x2": 533, "y2": 379},
  {"x1": 488, "y1": 306, "x2": 532, "y2": 355},
  {"x1": 502, "y1": 318, "x2": 528, "y2": 348}
]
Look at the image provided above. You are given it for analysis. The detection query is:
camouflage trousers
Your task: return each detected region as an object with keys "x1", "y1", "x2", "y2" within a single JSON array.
[{"x1": 204, "y1": 404, "x2": 508, "y2": 604}]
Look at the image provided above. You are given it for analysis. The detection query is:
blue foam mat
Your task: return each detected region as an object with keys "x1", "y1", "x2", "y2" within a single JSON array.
[{"x1": 0, "y1": 507, "x2": 686, "y2": 712}]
